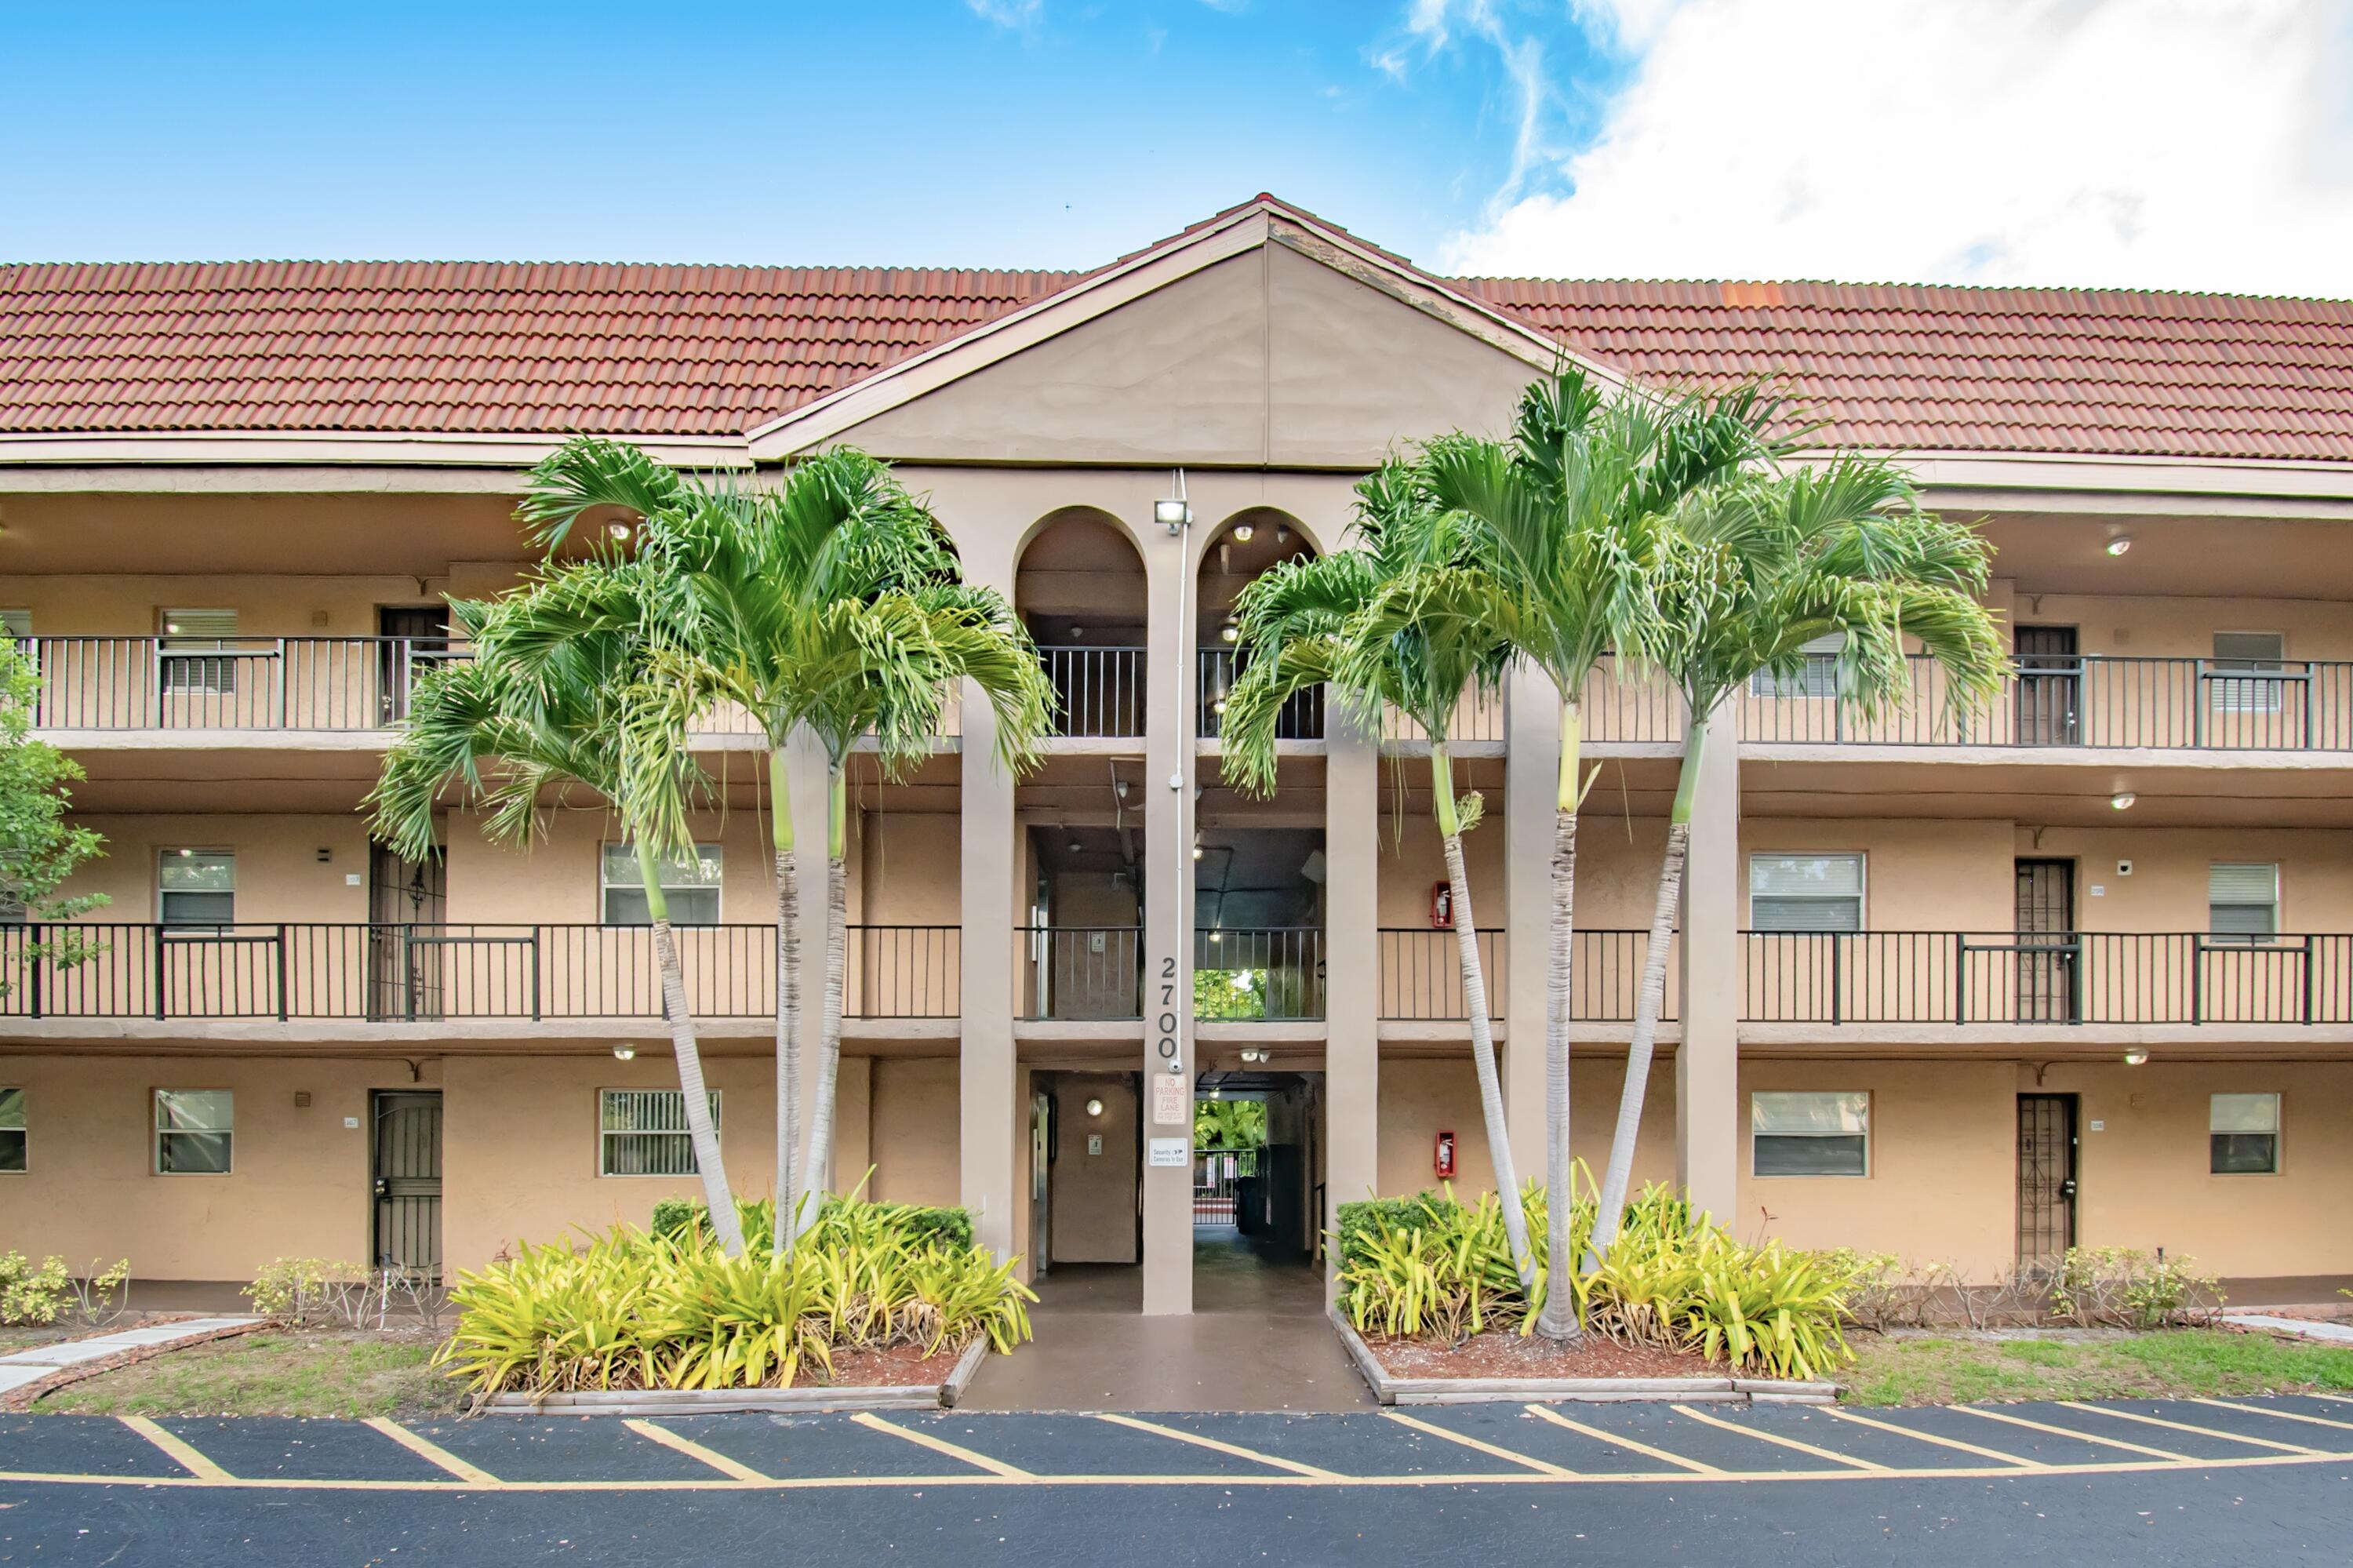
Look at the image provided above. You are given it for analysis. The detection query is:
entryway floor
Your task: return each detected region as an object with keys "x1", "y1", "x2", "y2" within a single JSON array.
[{"x1": 958, "y1": 1231, "x2": 1372, "y2": 1413}]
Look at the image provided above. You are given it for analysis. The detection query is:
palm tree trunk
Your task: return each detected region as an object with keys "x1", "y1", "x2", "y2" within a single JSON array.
[
  {"x1": 1432, "y1": 743, "x2": 1537, "y2": 1297},
  {"x1": 638, "y1": 840, "x2": 744, "y2": 1257},
  {"x1": 1587, "y1": 715, "x2": 1705, "y2": 1268},
  {"x1": 770, "y1": 744, "x2": 802, "y2": 1258},
  {"x1": 795, "y1": 763, "x2": 849, "y2": 1240},
  {"x1": 1534, "y1": 699, "x2": 1586, "y2": 1341}
]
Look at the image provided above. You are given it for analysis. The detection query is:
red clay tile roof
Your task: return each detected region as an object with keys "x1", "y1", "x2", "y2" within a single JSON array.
[{"x1": 5, "y1": 248, "x2": 2351, "y2": 463}]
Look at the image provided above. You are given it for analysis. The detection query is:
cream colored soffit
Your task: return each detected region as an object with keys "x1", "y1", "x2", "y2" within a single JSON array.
[
  {"x1": 743, "y1": 198, "x2": 1622, "y2": 463},
  {"x1": 0, "y1": 428, "x2": 753, "y2": 487},
  {"x1": 1891, "y1": 449, "x2": 2353, "y2": 521}
]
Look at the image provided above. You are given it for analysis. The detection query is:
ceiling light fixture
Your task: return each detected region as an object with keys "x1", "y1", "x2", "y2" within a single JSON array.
[
  {"x1": 1220, "y1": 620, "x2": 1239, "y2": 644},
  {"x1": 1231, "y1": 520, "x2": 1255, "y2": 543},
  {"x1": 607, "y1": 521, "x2": 632, "y2": 542},
  {"x1": 2110, "y1": 791, "x2": 2137, "y2": 810},
  {"x1": 2123, "y1": 1048, "x2": 2149, "y2": 1066},
  {"x1": 1275, "y1": 524, "x2": 1290, "y2": 547},
  {"x1": 2104, "y1": 534, "x2": 2133, "y2": 557},
  {"x1": 613, "y1": 1044, "x2": 637, "y2": 1061}
]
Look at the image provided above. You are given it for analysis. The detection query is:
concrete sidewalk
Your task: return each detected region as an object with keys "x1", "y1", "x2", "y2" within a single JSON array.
[{"x1": 0, "y1": 1318, "x2": 261, "y2": 1396}]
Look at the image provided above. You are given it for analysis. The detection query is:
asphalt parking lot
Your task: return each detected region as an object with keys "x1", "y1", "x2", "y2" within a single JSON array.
[{"x1": 2, "y1": 1395, "x2": 2349, "y2": 1565}]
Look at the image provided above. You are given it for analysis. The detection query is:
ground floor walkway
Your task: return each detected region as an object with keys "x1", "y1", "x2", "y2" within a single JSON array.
[{"x1": 961, "y1": 1229, "x2": 1366, "y2": 1412}]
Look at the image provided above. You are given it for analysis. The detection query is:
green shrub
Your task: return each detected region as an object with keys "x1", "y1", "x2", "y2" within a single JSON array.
[
  {"x1": 1335, "y1": 1165, "x2": 1858, "y2": 1381},
  {"x1": 1, "y1": 1251, "x2": 71, "y2": 1325},
  {"x1": 650, "y1": 1191, "x2": 975, "y2": 1254},
  {"x1": 437, "y1": 1200, "x2": 1032, "y2": 1398},
  {"x1": 2050, "y1": 1246, "x2": 2223, "y2": 1329}
]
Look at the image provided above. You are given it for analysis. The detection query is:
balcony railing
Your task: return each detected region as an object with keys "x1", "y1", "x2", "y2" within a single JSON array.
[
  {"x1": 18, "y1": 637, "x2": 465, "y2": 730},
  {"x1": 0, "y1": 922, "x2": 960, "y2": 1021},
  {"x1": 1018, "y1": 926, "x2": 1141, "y2": 1020},
  {"x1": 1376, "y1": 928, "x2": 1673, "y2": 1021},
  {"x1": 1198, "y1": 649, "x2": 1324, "y2": 740},
  {"x1": 1037, "y1": 645, "x2": 1145, "y2": 738},
  {"x1": 1196, "y1": 926, "x2": 1325, "y2": 1020},
  {"x1": 1741, "y1": 930, "x2": 2353, "y2": 1024},
  {"x1": 1745, "y1": 653, "x2": 2353, "y2": 751}
]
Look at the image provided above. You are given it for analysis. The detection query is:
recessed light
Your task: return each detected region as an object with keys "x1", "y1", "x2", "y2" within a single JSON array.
[{"x1": 2110, "y1": 791, "x2": 2137, "y2": 810}]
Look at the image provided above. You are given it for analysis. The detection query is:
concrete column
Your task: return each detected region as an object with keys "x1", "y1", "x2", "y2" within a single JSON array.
[
  {"x1": 1502, "y1": 660, "x2": 1560, "y2": 1173},
  {"x1": 1675, "y1": 695, "x2": 1741, "y2": 1224},
  {"x1": 1322, "y1": 704, "x2": 1380, "y2": 1299},
  {"x1": 960, "y1": 535, "x2": 1021, "y2": 1264},
  {"x1": 1140, "y1": 514, "x2": 1195, "y2": 1315},
  {"x1": 787, "y1": 733, "x2": 832, "y2": 1190}
]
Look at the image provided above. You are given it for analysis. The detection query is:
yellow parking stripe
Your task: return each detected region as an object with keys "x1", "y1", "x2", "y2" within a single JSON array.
[
  {"x1": 2191, "y1": 1397, "x2": 2353, "y2": 1435},
  {"x1": 622, "y1": 1419, "x2": 769, "y2": 1481},
  {"x1": 362, "y1": 1419, "x2": 501, "y2": 1485},
  {"x1": 851, "y1": 1412, "x2": 1032, "y2": 1478},
  {"x1": 1955, "y1": 1406, "x2": 2190, "y2": 1461},
  {"x1": 1523, "y1": 1403, "x2": 1722, "y2": 1475},
  {"x1": 1668, "y1": 1404, "x2": 1888, "y2": 1471},
  {"x1": 2057, "y1": 1401, "x2": 2322, "y2": 1455},
  {"x1": 1094, "y1": 1413, "x2": 1338, "y2": 1479},
  {"x1": 1824, "y1": 1408, "x2": 2044, "y2": 1468},
  {"x1": 119, "y1": 1417, "x2": 230, "y2": 1481},
  {"x1": 1381, "y1": 1411, "x2": 1573, "y2": 1476}
]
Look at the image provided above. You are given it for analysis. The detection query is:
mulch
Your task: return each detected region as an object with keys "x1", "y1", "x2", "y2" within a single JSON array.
[
  {"x1": 1368, "y1": 1330, "x2": 1712, "y2": 1381},
  {"x1": 0, "y1": 1319, "x2": 269, "y2": 1413},
  {"x1": 806, "y1": 1342, "x2": 966, "y2": 1388}
]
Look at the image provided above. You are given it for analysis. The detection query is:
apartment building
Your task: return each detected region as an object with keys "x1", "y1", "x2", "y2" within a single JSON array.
[{"x1": 3, "y1": 196, "x2": 2350, "y2": 1313}]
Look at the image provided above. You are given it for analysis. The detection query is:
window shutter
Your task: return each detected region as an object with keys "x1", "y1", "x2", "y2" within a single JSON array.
[
  {"x1": 2209, "y1": 863, "x2": 2278, "y2": 936},
  {"x1": 162, "y1": 609, "x2": 239, "y2": 642},
  {"x1": 2209, "y1": 1093, "x2": 2278, "y2": 1134},
  {"x1": 1750, "y1": 854, "x2": 1864, "y2": 933}
]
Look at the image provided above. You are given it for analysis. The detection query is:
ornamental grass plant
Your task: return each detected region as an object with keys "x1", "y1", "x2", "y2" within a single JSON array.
[{"x1": 435, "y1": 1202, "x2": 1033, "y2": 1399}]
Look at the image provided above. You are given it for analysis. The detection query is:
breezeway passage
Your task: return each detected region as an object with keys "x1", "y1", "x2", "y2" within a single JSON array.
[{"x1": 4, "y1": 1395, "x2": 2351, "y2": 1493}]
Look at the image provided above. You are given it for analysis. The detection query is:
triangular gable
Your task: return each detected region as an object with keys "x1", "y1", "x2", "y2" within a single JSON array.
[{"x1": 746, "y1": 197, "x2": 1624, "y2": 467}]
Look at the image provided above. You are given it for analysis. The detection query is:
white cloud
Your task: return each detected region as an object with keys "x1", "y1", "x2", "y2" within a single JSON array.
[
  {"x1": 1437, "y1": 0, "x2": 2353, "y2": 296},
  {"x1": 1377, "y1": 2, "x2": 1556, "y2": 206},
  {"x1": 966, "y1": 0, "x2": 1043, "y2": 29}
]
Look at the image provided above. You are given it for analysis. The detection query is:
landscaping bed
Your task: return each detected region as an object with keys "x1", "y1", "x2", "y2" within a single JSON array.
[
  {"x1": 39, "y1": 1328, "x2": 458, "y2": 1419},
  {"x1": 1842, "y1": 1326, "x2": 2353, "y2": 1407},
  {"x1": 1368, "y1": 1329, "x2": 1706, "y2": 1381}
]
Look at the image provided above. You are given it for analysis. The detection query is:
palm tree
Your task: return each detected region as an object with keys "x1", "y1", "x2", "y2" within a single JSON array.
[
  {"x1": 519, "y1": 438, "x2": 1053, "y2": 1251},
  {"x1": 1222, "y1": 460, "x2": 1539, "y2": 1296},
  {"x1": 1583, "y1": 457, "x2": 2008, "y2": 1264},
  {"x1": 1420, "y1": 369, "x2": 1792, "y2": 1339},
  {"x1": 368, "y1": 564, "x2": 751, "y2": 1256}
]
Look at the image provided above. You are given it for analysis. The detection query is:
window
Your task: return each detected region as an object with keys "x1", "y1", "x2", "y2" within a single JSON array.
[
  {"x1": 600, "y1": 843, "x2": 722, "y2": 926},
  {"x1": 1751, "y1": 632, "x2": 1843, "y2": 698},
  {"x1": 159, "y1": 850, "x2": 235, "y2": 929},
  {"x1": 2209, "y1": 1093, "x2": 2279, "y2": 1174},
  {"x1": 159, "y1": 608, "x2": 241, "y2": 695},
  {"x1": 1750, "y1": 853, "x2": 1864, "y2": 933},
  {"x1": 2208, "y1": 863, "x2": 2278, "y2": 943},
  {"x1": 154, "y1": 1089, "x2": 232, "y2": 1173},
  {"x1": 600, "y1": 1088, "x2": 722, "y2": 1176},
  {"x1": 2209, "y1": 631, "x2": 2286, "y2": 714},
  {"x1": 1752, "y1": 1091, "x2": 1869, "y2": 1177},
  {"x1": 0, "y1": 1088, "x2": 23, "y2": 1172}
]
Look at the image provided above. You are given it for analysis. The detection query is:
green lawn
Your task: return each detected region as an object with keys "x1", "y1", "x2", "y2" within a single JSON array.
[
  {"x1": 1842, "y1": 1329, "x2": 2353, "y2": 1407},
  {"x1": 42, "y1": 1330, "x2": 463, "y2": 1419}
]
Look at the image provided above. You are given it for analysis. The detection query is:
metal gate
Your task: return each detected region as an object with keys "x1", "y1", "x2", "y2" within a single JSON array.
[
  {"x1": 368, "y1": 847, "x2": 447, "y2": 1020},
  {"x1": 1194, "y1": 1146, "x2": 1258, "y2": 1227},
  {"x1": 2016, "y1": 1093, "x2": 2077, "y2": 1274},
  {"x1": 2015, "y1": 626, "x2": 2081, "y2": 745},
  {"x1": 372, "y1": 1090, "x2": 443, "y2": 1275},
  {"x1": 376, "y1": 606, "x2": 453, "y2": 725},
  {"x1": 2014, "y1": 858, "x2": 2078, "y2": 1023}
]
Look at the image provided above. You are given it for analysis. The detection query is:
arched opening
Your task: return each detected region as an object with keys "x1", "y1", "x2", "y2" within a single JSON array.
[
  {"x1": 1016, "y1": 508, "x2": 1147, "y2": 739},
  {"x1": 1195, "y1": 508, "x2": 1319, "y2": 740}
]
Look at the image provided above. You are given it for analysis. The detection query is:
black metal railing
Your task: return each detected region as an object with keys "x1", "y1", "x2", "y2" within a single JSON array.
[
  {"x1": 1017, "y1": 926, "x2": 1141, "y2": 1020},
  {"x1": 17, "y1": 636, "x2": 466, "y2": 730},
  {"x1": 1375, "y1": 927, "x2": 1672, "y2": 1021},
  {"x1": 1195, "y1": 926, "x2": 1325, "y2": 1020},
  {"x1": 1036, "y1": 645, "x2": 1146, "y2": 738},
  {"x1": 1740, "y1": 930, "x2": 2353, "y2": 1024},
  {"x1": 0, "y1": 922, "x2": 960, "y2": 1020},
  {"x1": 1745, "y1": 653, "x2": 2353, "y2": 751},
  {"x1": 1198, "y1": 648, "x2": 1323, "y2": 740}
]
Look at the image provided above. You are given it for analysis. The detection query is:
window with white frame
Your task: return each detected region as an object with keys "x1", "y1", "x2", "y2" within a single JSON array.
[
  {"x1": 0, "y1": 1088, "x2": 24, "y2": 1172},
  {"x1": 1749, "y1": 853, "x2": 1864, "y2": 933},
  {"x1": 158, "y1": 609, "x2": 242, "y2": 696},
  {"x1": 158, "y1": 850, "x2": 235, "y2": 929},
  {"x1": 599, "y1": 1088, "x2": 722, "y2": 1176},
  {"x1": 599, "y1": 843, "x2": 722, "y2": 926},
  {"x1": 2208, "y1": 863, "x2": 2278, "y2": 943},
  {"x1": 2209, "y1": 631, "x2": 2286, "y2": 714},
  {"x1": 154, "y1": 1088, "x2": 232, "y2": 1173},
  {"x1": 1751, "y1": 631, "x2": 1844, "y2": 699},
  {"x1": 2209, "y1": 1092, "x2": 2279, "y2": 1174},
  {"x1": 1751, "y1": 1091, "x2": 1870, "y2": 1176}
]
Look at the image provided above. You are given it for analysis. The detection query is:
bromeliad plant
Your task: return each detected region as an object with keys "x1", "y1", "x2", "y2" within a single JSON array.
[{"x1": 435, "y1": 1205, "x2": 1035, "y2": 1399}]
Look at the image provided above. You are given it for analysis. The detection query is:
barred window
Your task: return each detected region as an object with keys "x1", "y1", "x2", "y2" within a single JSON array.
[
  {"x1": 0, "y1": 1088, "x2": 24, "y2": 1172},
  {"x1": 1752, "y1": 1091, "x2": 1869, "y2": 1177},
  {"x1": 159, "y1": 609, "x2": 242, "y2": 696},
  {"x1": 599, "y1": 844, "x2": 722, "y2": 926},
  {"x1": 2209, "y1": 1093, "x2": 2279, "y2": 1175},
  {"x1": 1750, "y1": 853, "x2": 1864, "y2": 933},
  {"x1": 155, "y1": 1088, "x2": 232, "y2": 1174},
  {"x1": 2209, "y1": 632, "x2": 2286, "y2": 715},
  {"x1": 599, "y1": 1087, "x2": 722, "y2": 1177}
]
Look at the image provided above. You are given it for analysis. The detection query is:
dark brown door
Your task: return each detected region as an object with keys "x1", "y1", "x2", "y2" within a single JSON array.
[
  {"x1": 368, "y1": 847, "x2": 447, "y2": 1021},
  {"x1": 372, "y1": 1090, "x2": 443, "y2": 1275},
  {"x1": 2016, "y1": 1093, "x2": 2078, "y2": 1272},
  {"x1": 377, "y1": 606, "x2": 453, "y2": 724},
  {"x1": 2014, "y1": 858, "x2": 2078, "y2": 1022},
  {"x1": 2016, "y1": 625, "x2": 2080, "y2": 745}
]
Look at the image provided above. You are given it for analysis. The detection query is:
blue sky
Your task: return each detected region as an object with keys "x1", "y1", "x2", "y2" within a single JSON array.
[
  {"x1": 4, "y1": 2, "x2": 2348, "y2": 293},
  {"x1": 0, "y1": 2, "x2": 1621, "y2": 272}
]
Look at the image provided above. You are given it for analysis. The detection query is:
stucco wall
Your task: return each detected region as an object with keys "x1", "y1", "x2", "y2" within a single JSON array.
[{"x1": 1046, "y1": 1071, "x2": 1140, "y2": 1263}]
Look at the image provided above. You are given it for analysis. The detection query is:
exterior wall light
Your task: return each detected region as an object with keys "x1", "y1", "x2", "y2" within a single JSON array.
[
  {"x1": 2105, "y1": 535, "x2": 2133, "y2": 556},
  {"x1": 1156, "y1": 498, "x2": 1191, "y2": 532},
  {"x1": 2124, "y1": 1048, "x2": 2150, "y2": 1066},
  {"x1": 1192, "y1": 842, "x2": 1206, "y2": 860},
  {"x1": 612, "y1": 1045, "x2": 637, "y2": 1061},
  {"x1": 1220, "y1": 620, "x2": 1239, "y2": 643},
  {"x1": 1086, "y1": 1097, "x2": 1104, "y2": 1117},
  {"x1": 608, "y1": 522, "x2": 632, "y2": 542},
  {"x1": 1231, "y1": 521, "x2": 1255, "y2": 542},
  {"x1": 2110, "y1": 791, "x2": 2137, "y2": 810}
]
